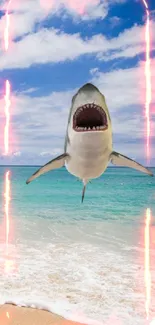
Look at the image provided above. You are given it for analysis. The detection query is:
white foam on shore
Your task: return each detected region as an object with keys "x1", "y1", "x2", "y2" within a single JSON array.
[
  {"x1": 1, "y1": 297, "x2": 103, "y2": 325},
  {"x1": 0, "y1": 219, "x2": 149, "y2": 325}
]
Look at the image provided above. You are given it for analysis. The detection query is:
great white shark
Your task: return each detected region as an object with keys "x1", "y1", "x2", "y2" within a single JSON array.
[{"x1": 26, "y1": 83, "x2": 153, "y2": 202}]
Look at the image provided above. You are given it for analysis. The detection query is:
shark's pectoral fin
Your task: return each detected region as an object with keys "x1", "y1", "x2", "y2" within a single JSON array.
[
  {"x1": 110, "y1": 151, "x2": 153, "y2": 176},
  {"x1": 26, "y1": 153, "x2": 69, "y2": 184}
]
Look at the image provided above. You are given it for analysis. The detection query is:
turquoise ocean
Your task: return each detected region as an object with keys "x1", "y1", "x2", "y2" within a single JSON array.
[{"x1": 0, "y1": 166, "x2": 155, "y2": 324}]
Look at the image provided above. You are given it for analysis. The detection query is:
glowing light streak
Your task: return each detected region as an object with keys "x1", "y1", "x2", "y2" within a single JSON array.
[
  {"x1": 144, "y1": 208, "x2": 151, "y2": 320},
  {"x1": 142, "y1": 0, "x2": 148, "y2": 9},
  {"x1": 4, "y1": 171, "x2": 14, "y2": 274},
  {"x1": 4, "y1": 80, "x2": 11, "y2": 155},
  {"x1": 142, "y1": 0, "x2": 152, "y2": 161},
  {"x1": 3, "y1": 0, "x2": 16, "y2": 276},
  {"x1": 4, "y1": 0, "x2": 12, "y2": 155},
  {"x1": 4, "y1": 171, "x2": 10, "y2": 249}
]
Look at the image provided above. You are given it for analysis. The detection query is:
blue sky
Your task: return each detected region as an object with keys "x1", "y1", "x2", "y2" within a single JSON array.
[{"x1": 0, "y1": 0, "x2": 155, "y2": 166}]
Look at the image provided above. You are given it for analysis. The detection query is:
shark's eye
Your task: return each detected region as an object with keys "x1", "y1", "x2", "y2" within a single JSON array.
[{"x1": 73, "y1": 104, "x2": 108, "y2": 132}]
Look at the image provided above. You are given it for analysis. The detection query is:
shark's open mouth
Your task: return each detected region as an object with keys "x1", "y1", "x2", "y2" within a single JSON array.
[{"x1": 73, "y1": 103, "x2": 108, "y2": 132}]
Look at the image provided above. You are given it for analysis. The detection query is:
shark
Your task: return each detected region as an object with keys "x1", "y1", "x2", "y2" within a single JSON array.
[{"x1": 26, "y1": 83, "x2": 153, "y2": 202}]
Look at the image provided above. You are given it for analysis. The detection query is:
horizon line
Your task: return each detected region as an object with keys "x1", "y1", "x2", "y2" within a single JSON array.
[{"x1": 0, "y1": 165, "x2": 154, "y2": 168}]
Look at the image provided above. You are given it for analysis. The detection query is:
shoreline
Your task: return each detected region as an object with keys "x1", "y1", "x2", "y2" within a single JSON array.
[{"x1": 0, "y1": 304, "x2": 87, "y2": 325}]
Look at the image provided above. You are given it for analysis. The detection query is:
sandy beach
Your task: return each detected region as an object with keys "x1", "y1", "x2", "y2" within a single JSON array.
[
  {"x1": 0, "y1": 304, "x2": 86, "y2": 325},
  {"x1": 0, "y1": 167, "x2": 154, "y2": 324}
]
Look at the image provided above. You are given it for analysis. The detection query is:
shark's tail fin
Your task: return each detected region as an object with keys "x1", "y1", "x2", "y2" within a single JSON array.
[
  {"x1": 81, "y1": 179, "x2": 88, "y2": 203},
  {"x1": 82, "y1": 185, "x2": 86, "y2": 203}
]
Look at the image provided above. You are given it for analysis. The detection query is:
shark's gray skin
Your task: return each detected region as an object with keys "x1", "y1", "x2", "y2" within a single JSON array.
[{"x1": 26, "y1": 83, "x2": 153, "y2": 202}]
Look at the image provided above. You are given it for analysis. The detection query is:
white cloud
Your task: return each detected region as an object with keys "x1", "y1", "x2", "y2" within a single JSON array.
[
  {"x1": 0, "y1": 0, "x2": 45, "y2": 43},
  {"x1": 0, "y1": 58, "x2": 154, "y2": 163},
  {"x1": 0, "y1": 19, "x2": 154, "y2": 70},
  {"x1": 0, "y1": 0, "x2": 152, "y2": 70},
  {"x1": 40, "y1": 148, "x2": 62, "y2": 156},
  {"x1": 76, "y1": 2, "x2": 108, "y2": 21},
  {"x1": 0, "y1": 0, "x2": 109, "y2": 44},
  {"x1": 13, "y1": 151, "x2": 21, "y2": 156},
  {"x1": 109, "y1": 16, "x2": 121, "y2": 27},
  {"x1": 91, "y1": 58, "x2": 155, "y2": 109},
  {"x1": 90, "y1": 67, "x2": 99, "y2": 75},
  {"x1": 40, "y1": 151, "x2": 51, "y2": 156},
  {"x1": 21, "y1": 88, "x2": 38, "y2": 94},
  {"x1": 0, "y1": 0, "x2": 154, "y2": 165}
]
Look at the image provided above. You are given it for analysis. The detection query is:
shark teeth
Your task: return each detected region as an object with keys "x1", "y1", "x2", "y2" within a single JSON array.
[
  {"x1": 75, "y1": 126, "x2": 106, "y2": 131},
  {"x1": 73, "y1": 102, "x2": 108, "y2": 132}
]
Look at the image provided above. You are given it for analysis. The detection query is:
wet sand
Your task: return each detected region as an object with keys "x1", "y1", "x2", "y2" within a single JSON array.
[{"x1": 0, "y1": 304, "x2": 86, "y2": 325}]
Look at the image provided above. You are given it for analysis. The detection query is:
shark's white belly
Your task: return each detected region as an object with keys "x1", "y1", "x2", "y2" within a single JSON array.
[{"x1": 65, "y1": 132, "x2": 112, "y2": 180}]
